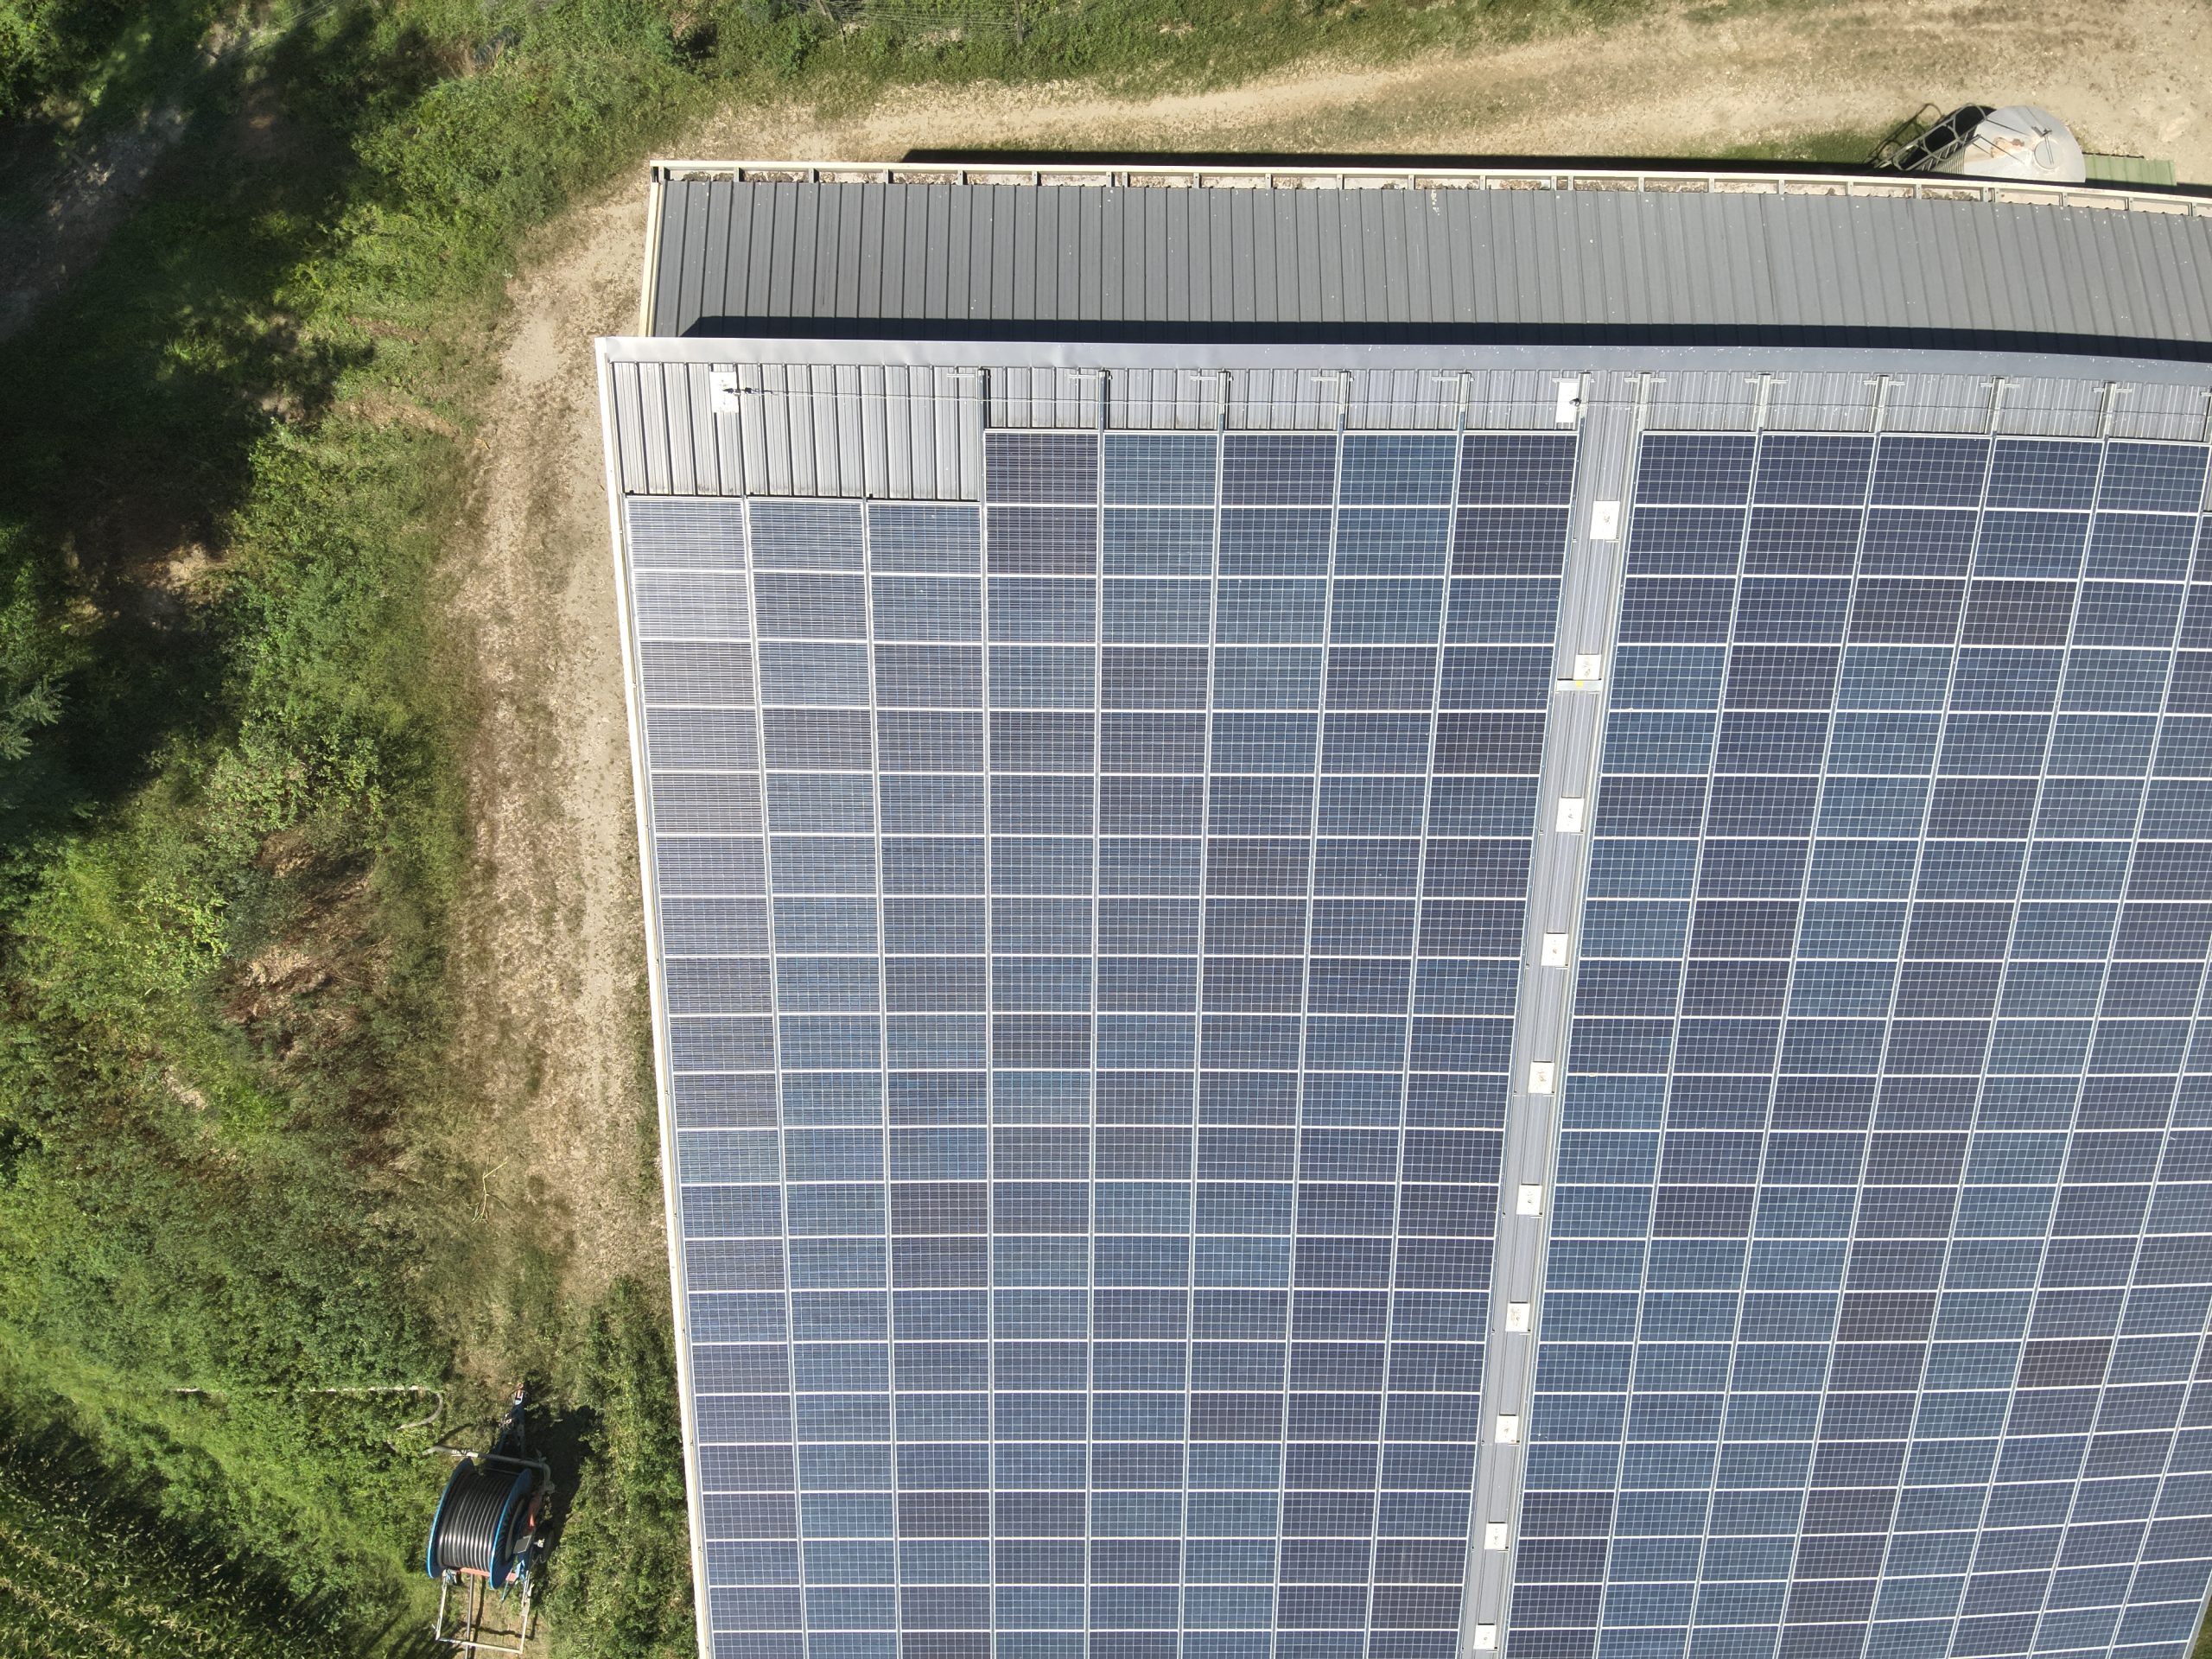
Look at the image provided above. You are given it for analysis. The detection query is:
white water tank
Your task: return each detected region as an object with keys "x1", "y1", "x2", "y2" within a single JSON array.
[{"x1": 1930, "y1": 105, "x2": 2087, "y2": 184}]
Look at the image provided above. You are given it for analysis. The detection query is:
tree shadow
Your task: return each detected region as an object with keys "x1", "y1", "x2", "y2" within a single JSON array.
[{"x1": 0, "y1": 3, "x2": 436, "y2": 842}]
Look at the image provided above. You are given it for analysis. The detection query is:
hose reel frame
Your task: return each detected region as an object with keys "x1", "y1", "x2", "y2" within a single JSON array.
[{"x1": 425, "y1": 1452, "x2": 545, "y2": 1587}]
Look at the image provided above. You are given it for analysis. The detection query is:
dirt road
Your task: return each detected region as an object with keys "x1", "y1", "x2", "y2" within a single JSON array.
[
  {"x1": 442, "y1": 181, "x2": 664, "y2": 1332},
  {"x1": 688, "y1": 0, "x2": 2212, "y2": 173},
  {"x1": 445, "y1": 0, "x2": 2212, "y2": 1319}
]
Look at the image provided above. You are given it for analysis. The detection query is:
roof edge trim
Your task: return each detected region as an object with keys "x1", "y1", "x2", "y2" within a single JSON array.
[
  {"x1": 645, "y1": 156, "x2": 2211, "y2": 216},
  {"x1": 639, "y1": 168, "x2": 666, "y2": 335},
  {"x1": 596, "y1": 332, "x2": 2212, "y2": 391}
]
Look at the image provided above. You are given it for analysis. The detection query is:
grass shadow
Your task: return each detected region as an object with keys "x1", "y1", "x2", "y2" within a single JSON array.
[{"x1": 0, "y1": 1414, "x2": 430, "y2": 1654}]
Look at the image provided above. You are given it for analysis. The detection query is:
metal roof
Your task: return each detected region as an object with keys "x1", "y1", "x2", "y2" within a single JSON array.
[
  {"x1": 607, "y1": 165, "x2": 2212, "y2": 1659},
  {"x1": 643, "y1": 163, "x2": 2212, "y2": 359}
]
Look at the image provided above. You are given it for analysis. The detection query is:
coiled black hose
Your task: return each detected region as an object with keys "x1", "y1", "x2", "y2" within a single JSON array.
[{"x1": 425, "y1": 1459, "x2": 537, "y2": 1586}]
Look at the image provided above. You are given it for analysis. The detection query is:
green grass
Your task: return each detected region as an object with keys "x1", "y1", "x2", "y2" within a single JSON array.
[
  {"x1": 0, "y1": 1, "x2": 706, "y2": 1645},
  {"x1": 0, "y1": 1, "x2": 2082, "y2": 1656},
  {"x1": 536, "y1": 1281, "x2": 696, "y2": 1659},
  {"x1": 0, "y1": 1421, "x2": 416, "y2": 1657}
]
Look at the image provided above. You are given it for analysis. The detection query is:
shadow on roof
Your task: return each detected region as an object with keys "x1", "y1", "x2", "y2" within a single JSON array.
[
  {"x1": 899, "y1": 147, "x2": 1883, "y2": 176},
  {"x1": 895, "y1": 148, "x2": 2209, "y2": 199}
]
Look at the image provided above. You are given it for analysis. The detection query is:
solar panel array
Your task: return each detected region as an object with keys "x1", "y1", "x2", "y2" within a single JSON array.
[
  {"x1": 620, "y1": 419, "x2": 2212, "y2": 1659},
  {"x1": 1515, "y1": 434, "x2": 2212, "y2": 1659},
  {"x1": 626, "y1": 429, "x2": 1580, "y2": 1659}
]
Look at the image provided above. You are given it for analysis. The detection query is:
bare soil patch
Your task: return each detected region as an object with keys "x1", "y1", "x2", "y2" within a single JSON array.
[{"x1": 448, "y1": 0, "x2": 2212, "y2": 1316}]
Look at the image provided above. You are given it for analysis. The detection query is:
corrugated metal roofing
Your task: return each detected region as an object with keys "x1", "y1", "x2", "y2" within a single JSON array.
[{"x1": 647, "y1": 177, "x2": 2212, "y2": 359}]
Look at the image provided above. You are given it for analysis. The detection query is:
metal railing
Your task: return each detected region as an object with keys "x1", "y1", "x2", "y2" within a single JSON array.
[{"x1": 653, "y1": 157, "x2": 2209, "y2": 216}]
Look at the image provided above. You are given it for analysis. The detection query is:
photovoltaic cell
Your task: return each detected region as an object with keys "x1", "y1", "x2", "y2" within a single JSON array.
[
  {"x1": 872, "y1": 504, "x2": 982, "y2": 573},
  {"x1": 1106, "y1": 510, "x2": 1216, "y2": 576},
  {"x1": 1103, "y1": 434, "x2": 1218, "y2": 505},
  {"x1": 632, "y1": 497, "x2": 750, "y2": 567},
  {"x1": 1340, "y1": 435, "x2": 1459, "y2": 505},
  {"x1": 1636, "y1": 435, "x2": 1757, "y2": 505},
  {"x1": 753, "y1": 501, "x2": 868, "y2": 570},
  {"x1": 1220, "y1": 509, "x2": 1332, "y2": 575},
  {"x1": 1222, "y1": 434, "x2": 1338, "y2": 505},
  {"x1": 1459, "y1": 435, "x2": 1579, "y2": 506},
  {"x1": 985, "y1": 432, "x2": 1098, "y2": 504},
  {"x1": 1753, "y1": 436, "x2": 1874, "y2": 506},
  {"x1": 1871, "y1": 436, "x2": 1992, "y2": 507},
  {"x1": 2101, "y1": 445, "x2": 2212, "y2": 515},
  {"x1": 1989, "y1": 440, "x2": 2102, "y2": 511}
]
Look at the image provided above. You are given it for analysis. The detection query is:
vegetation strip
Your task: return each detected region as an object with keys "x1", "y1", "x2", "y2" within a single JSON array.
[{"x1": 0, "y1": 0, "x2": 1838, "y2": 1653}]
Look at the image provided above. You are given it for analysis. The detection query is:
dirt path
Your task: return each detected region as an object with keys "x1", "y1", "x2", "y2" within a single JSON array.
[
  {"x1": 685, "y1": 0, "x2": 2212, "y2": 175},
  {"x1": 446, "y1": 0, "x2": 2212, "y2": 1320},
  {"x1": 442, "y1": 182, "x2": 663, "y2": 1327}
]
